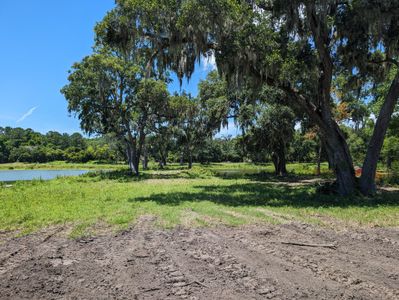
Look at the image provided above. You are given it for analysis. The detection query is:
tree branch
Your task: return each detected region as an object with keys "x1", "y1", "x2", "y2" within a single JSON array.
[{"x1": 368, "y1": 58, "x2": 399, "y2": 68}]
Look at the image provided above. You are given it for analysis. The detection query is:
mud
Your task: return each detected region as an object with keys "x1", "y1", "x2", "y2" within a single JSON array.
[{"x1": 1, "y1": 219, "x2": 398, "y2": 299}]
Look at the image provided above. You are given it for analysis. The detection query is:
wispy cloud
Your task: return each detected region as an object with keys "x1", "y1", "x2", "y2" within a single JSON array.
[{"x1": 17, "y1": 106, "x2": 38, "y2": 123}]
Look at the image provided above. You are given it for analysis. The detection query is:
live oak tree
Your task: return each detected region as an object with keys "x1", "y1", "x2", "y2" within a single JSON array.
[
  {"x1": 375, "y1": 78, "x2": 399, "y2": 170},
  {"x1": 247, "y1": 104, "x2": 295, "y2": 175},
  {"x1": 198, "y1": 71, "x2": 230, "y2": 132},
  {"x1": 167, "y1": 72, "x2": 231, "y2": 169},
  {"x1": 169, "y1": 94, "x2": 208, "y2": 169},
  {"x1": 105, "y1": 0, "x2": 399, "y2": 195},
  {"x1": 147, "y1": 125, "x2": 174, "y2": 169},
  {"x1": 199, "y1": 71, "x2": 258, "y2": 162},
  {"x1": 61, "y1": 50, "x2": 169, "y2": 175},
  {"x1": 268, "y1": 0, "x2": 399, "y2": 195}
]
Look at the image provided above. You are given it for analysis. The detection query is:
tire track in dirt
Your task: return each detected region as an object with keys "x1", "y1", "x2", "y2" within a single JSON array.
[
  {"x1": 175, "y1": 228, "x2": 343, "y2": 299},
  {"x1": 170, "y1": 229, "x2": 288, "y2": 299},
  {"x1": 230, "y1": 223, "x2": 399, "y2": 300},
  {"x1": 0, "y1": 223, "x2": 398, "y2": 299}
]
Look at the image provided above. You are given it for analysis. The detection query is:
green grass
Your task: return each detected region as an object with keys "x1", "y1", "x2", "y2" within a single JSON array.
[{"x1": 0, "y1": 163, "x2": 398, "y2": 238}]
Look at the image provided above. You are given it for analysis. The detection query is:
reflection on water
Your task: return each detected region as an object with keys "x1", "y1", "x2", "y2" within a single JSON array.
[{"x1": 0, "y1": 170, "x2": 89, "y2": 182}]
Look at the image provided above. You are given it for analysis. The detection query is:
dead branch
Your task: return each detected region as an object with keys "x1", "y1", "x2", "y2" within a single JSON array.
[
  {"x1": 42, "y1": 227, "x2": 64, "y2": 243},
  {"x1": 182, "y1": 280, "x2": 209, "y2": 288},
  {"x1": 281, "y1": 241, "x2": 337, "y2": 249}
]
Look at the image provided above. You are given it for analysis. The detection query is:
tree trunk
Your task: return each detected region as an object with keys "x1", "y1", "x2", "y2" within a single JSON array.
[
  {"x1": 142, "y1": 144, "x2": 148, "y2": 170},
  {"x1": 180, "y1": 151, "x2": 184, "y2": 165},
  {"x1": 272, "y1": 153, "x2": 279, "y2": 176},
  {"x1": 272, "y1": 146, "x2": 287, "y2": 176},
  {"x1": 308, "y1": 3, "x2": 356, "y2": 195},
  {"x1": 278, "y1": 151, "x2": 287, "y2": 176},
  {"x1": 290, "y1": 93, "x2": 356, "y2": 194},
  {"x1": 323, "y1": 124, "x2": 356, "y2": 195},
  {"x1": 143, "y1": 156, "x2": 148, "y2": 170},
  {"x1": 126, "y1": 143, "x2": 139, "y2": 176},
  {"x1": 360, "y1": 72, "x2": 399, "y2": 195},
  {"x1": 122, "y1": 117, "x2": 141, "y2": 176},
  {"x1": 188, "y1": 151, "x2": 193, "y2": 169},
  {"x1": 316, "y1": 141, "x2": 322, "y2": 176},
  {"x1": 241, "y1": 128, "x2": 247, "y2": 162},
  {"x1": 387, "y1": 156, "x2": 392, "y2": 170},
  {"x1": 125, "y1": 130, "x2": 143, "y2": 177},
  {"x1": 160, "y1": 149, "x2": 167, "y2": 167}
]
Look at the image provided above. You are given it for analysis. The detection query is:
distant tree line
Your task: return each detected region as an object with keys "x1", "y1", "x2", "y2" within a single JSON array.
[
  {"x1": 1, "y1": 93, "x2": 398, "y2": 174},
  {"x1": 0, "y1": 127, "x2": 119, "y2": 163}
]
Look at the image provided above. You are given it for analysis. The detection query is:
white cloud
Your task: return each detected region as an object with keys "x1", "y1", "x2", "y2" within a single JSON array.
[{"x1": 16, "y1": 106, "x2": 38, "y2": 123}]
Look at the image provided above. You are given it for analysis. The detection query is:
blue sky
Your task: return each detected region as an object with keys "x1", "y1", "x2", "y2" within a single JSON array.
[{"x1": 0, "y1": 0, "x2": 237, "y2": 136}]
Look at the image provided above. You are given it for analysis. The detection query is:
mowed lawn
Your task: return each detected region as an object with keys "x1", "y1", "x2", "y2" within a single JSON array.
[{"x1": 0, "y1": 163, "x2": 398, "y2": 238}]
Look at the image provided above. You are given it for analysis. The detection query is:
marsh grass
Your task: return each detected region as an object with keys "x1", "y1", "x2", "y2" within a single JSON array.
[{"x1": 0, "y1": 163, "x2": 398, "y2": 238}]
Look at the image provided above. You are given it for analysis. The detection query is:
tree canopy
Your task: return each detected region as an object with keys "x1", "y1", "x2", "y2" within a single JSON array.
[{"x1": 58, "y1": 0, "x2": 399, "y2": 195}]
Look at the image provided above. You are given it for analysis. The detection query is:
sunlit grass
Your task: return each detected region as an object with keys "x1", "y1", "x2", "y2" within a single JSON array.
[{"x1": 0, "y1": 163, "x2": 398, "y2": 238}]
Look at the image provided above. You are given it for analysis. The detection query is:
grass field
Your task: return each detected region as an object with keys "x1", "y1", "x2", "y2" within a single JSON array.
[{"x1": 0, "y1": 162, "x2": 398, "y2": 238}]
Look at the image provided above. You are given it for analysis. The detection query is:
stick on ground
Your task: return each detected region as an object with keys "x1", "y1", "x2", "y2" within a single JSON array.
[{"x1": 281, "y1": 241, "x2": 337, "y2": 249}]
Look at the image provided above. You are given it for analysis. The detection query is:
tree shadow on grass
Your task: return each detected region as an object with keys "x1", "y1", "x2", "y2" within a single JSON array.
[
  {"x1": 86, "y1": 168, "x2": 207, "y2": 182},
  {"x1": 212, "y1": 171, "x2": 327, "y2": 182},
  {"x1": 130, "y1": 181, "x2": 399, "y2": 209},
  {"x1": 92, "y1": 167, "x2": 331, "y2": 183}
]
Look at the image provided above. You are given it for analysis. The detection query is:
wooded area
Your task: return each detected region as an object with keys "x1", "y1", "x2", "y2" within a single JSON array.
[{"x1": 59, "y1": 0, "x2": 399, "y2": 195}]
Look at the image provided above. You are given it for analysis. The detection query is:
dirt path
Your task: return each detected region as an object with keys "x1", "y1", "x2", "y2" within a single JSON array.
[{"x1": 0, "y1": 220, "x2": 398, "y2": 299}]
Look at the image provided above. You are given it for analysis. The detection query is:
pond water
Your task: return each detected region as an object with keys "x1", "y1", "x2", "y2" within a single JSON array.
[{"x1": 0, "y1": 170, "x2": 89, "y2": 182}]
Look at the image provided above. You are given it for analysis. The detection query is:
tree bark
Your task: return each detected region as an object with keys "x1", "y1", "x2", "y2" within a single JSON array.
[
  {"x1": 126, "y1": 142, "x2": 139, "y2": 176},
  {"x1": 122, "y1": 116, "x2": 141, "y2": 176},
  {"x1": 188, "y1": 155, "x2": 193, "y2": 169},
  {"x1": 360, "y1": 71, "x2": 399, "y2": 195},
  {"x1": 272, "y1": 154, "x2": 279, "y2": 176},
  {"x1": 323, "y1": 124, "x2": 356, "y2": 195},
  {"x1": 160, "y1": 148, "x2": 167, "y2": 167},
  {"x1": 316, "y1": 141, "x2": 322, "y2": 176},
  {"x1": 278, "y1": 151, "x2": 287, "y2": 176},
  {"x1": 305, "y1": 3, "x2": 356, "y2": 195},
  {"x1": 282, "y1": 85, "x2": 356, "y2": 194},
  {"x1": 272, "y1": 145, "x2": 287, "y2": 176},
  {"x1": 188, "y1": 151, "x2": 193, "y2": 169},
  {"x1": 142, "y1": 144, "x2": 148, "y2": 170},
  {"x1": 241, "y1": 128, "x2": 247, "y2": 162}
]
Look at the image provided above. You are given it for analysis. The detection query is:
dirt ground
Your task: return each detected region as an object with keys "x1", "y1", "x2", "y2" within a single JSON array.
[{"x1": 0, "y1": 218, "x2": 398, "y2": 300}]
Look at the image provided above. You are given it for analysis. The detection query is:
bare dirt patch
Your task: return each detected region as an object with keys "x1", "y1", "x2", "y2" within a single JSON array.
[{"x1": 0, "y1": 223, "x2": 398, "y2": 299}]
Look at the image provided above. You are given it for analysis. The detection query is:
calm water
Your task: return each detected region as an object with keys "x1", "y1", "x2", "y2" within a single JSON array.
[{"x1": 0, "y1": 170, "x2": 89, "y2": 182}]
